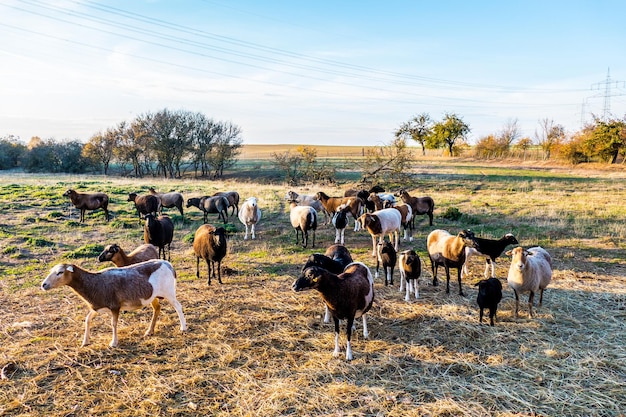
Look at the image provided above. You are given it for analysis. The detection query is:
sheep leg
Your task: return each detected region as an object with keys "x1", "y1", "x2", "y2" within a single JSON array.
[
  {"x1": 444, "y1": 266, "x2": 451, "y2": 294},
  {"x1": 243, "y1": 225, "x2": 249, "y2": 240},
  {"x1": 431, "y1": 259, "x2": 439, "y2": 286},
  {"x1": 528, "y1": 291, "x2": 535, "y2": 318},
  {"x1": 371, "y1": 236, "x2": 377, "y2": 258},
  {"x1": 145, "y1": 298, "x2": 161, "y2": 336},
  {"x1": 166, "y1": 297, "x2": 187, "y2": 331},
  {"x1": 251, "y1": 224, "x2": 256, "y2": 240},
  {"x1": 80, "y1": 209, "x2": 85, "y2": 223},
  {"x1": 82, "y1": 310, "x2": 97, "y2": 347},
  {"x1": 217, "y1": 260, "x2": 223, "y2": 284},
  {"x1": 513, "y1": 289, "x2": 520, "y2": 318},
  {"x1": 539, "y1": 288, "x2": 544, "y2": 306},
  {"x1": 345, "y1": 317, "x2": 354, "y2": 361},
  {"x1": 311, "y1": 230, "x2": 315, "y2": 248},
  {"x1": 333, "y1": 318, "x2": 341, "y2": 357},
  {"x1": 206, "y1": 260, "x2": 212, "y2": 285},
  {"x1": 334, "y1": 229, "x2": 340, "y2": 244},
  {"x1": 456, "y1": 268, "x2": 464, "y2": 296},
  {"x1": 479, "y1": 307, "x2": 484, "y2": 323},
  {"x1": 196, "y1": 257, "x2": 201, "y2": 279},
  {"x1": 489, "y1": 308, "x2": 496, "y2": 326},
  {"x1": 399, "y1": 268, "x2": 405, "y2": 292},
  {"x1": 361, "y1": 315, "x2": 368, "y2": 339},
  {"x1": 405, "y1": 281, "x2": 411, "y2": 302},
  {"x1": 323, "y1": 305, "x2": 331, "y2": 323},
  {"x1": 109, "y1": 309, "x2": 120, "y2": 348},
  {"x1": 413, "y1": 279, "x2": 419, "y2": 299},
  {"x1": 484, "y1": 259, "x2": 492, "y2": 278}
]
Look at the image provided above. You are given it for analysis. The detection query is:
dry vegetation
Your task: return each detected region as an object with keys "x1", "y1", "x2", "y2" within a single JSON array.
[{"x1": 0, "y1": 157, "x2": 625, "y2": 417}]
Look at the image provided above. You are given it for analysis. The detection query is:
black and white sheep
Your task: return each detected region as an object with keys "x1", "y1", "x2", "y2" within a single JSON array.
[
  {"x1": 143, "y1": 214, "x2": 174, "y2": 261},
  {"x1": 375, "y1": 241, "x2": 397, "y2": 286},
  {"x1": 128, "y1": 192, "x2": 160, "y2": 219},
  {"x1": 98, "y1": 243, "x2": 159, "y2": 267},
  {"x1": 238, "y1": 197, "x2": 262, "y2": 240},
  {"x1": 148, "y1": 187, "x2": 184, "y2": 218},
  {"x1": 399, "y1": 249, "x2": 421, "y2": 301},
  {"x1": 292, "y1": 262, "x2": 374, "y2": 361},
  {"x1": 357, "y1": 208, "x2": 402, "y2": 257},
  {"x1": 506, "y1": 246, "x2": 553, "y2": 318},
  {"x1": 41, "y1": 260, "x2": 187, "y2": 347},
  {"x1": 475, "y1": 277, "x2": 503, "y2": 326},
  {"x1": 193, "y1": 224, "x2": 227, "y2": 285},
  {"x1": 463, "y1": 233, "x2": 519, "y2": 279},
  {"x1": 186, "y1": 195, "x2": 229, "y2": 224},
  {"x1": 331, "y1": 201, "x2": 352, "y2": 245},
  {"x1": 288, "y1": 199, "x2": 317, "y2": 248},
  {"x1": 427, "y1": 229, "x2": 476, "y2": 296},
  {"x1": 63, "y1": 189, "x2": 109, "y2": 222}
]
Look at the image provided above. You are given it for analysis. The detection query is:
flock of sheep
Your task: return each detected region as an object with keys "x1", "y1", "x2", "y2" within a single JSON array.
[{"x1": 41, "y1": 185, "x2": 553, "y2": 360}]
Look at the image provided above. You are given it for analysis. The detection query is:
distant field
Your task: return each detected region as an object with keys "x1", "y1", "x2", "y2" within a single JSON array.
[{"x1": 239, "y1": 144, "x2": 372, "y2": 159}]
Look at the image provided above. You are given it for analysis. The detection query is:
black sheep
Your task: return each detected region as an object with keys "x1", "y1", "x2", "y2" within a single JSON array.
[
  {"x1": 376, "y1": 241, "x2": 397, "y2": 286},
  {"x1": 193, "y1": 224, "x2": 227, "y2": 285},
  {"x1": 128, "y1": 192, "x2": 160, "y2": 219},
  {"x1": 143, "y1": 214, "x2": 174, "y2": 261},
  {"x1": 463, "y1": 233, "x2": 519, "y2": 279},
  {"x1": 476, "y1": 277, "x2": 503, "y2": 326}
]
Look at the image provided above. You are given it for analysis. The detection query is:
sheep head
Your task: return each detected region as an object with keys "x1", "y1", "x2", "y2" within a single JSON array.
[
  {"x1": 41, "y1": 264, "x2": 75, "y2": 290},
  {"x1": 292, "y1": 266, "x2": 324, "y2": 292},
  {"x1": 459, "y1": 229, "x2": 477, "y2": 248},
  {"x1": 98, "y1": 244, "x2": 120, "y2": 262}
]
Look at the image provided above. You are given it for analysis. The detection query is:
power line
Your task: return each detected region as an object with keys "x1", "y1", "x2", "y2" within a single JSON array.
[{"x1": 590, "y1": 68, "x2": 626, "y2": 120}]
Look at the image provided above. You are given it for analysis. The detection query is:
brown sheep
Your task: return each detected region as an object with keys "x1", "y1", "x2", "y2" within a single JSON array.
[
  {"x1": 396, "y1": 189, "x2": 435, "y2": 226},
  {"x1": 128, "y1": 192, "x2": 160, "y2": 219},
  {"x1": 315, "y1": 191, "x2": 363, "y2": 231},
  {"x1": 98, "y1": 243, "x2": 159, "y2": 267},
  {"x1": 63, "y1": 189, "x2": 109, "y2": 223},
  {"x1": 193, "y1": 224, "x2": 227, "y2": 285}
]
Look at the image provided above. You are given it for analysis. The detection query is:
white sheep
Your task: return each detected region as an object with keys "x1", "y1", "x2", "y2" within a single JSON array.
[
  {"x1": 238, "y1": 197, "x2": 262, "y2": 240},
  {"x1": 427, "y1": 229, "x2": 476, "y2": 296},
  {"x1": 357, "y1": 208, "x2": 402, "y2": 257},
  {"x1": 41, "y1": 260, "x2": 187, "y2": 347},
  {"x1": 288, "y1": 199, "x2": 318, "y2": 248},
  {"x1": 506, "y1": 246, "x2": 552, "y2": 318}
]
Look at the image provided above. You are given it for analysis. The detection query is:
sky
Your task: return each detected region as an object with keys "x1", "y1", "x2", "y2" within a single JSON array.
[{"x1": 1, "y1": 0, "x2": 626, "y2": 147}]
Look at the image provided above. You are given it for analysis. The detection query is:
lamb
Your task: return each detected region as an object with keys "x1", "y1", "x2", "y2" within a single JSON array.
[
  {"x1": 213, "y1": 191, "x2": 240, "y2": 216},
  {"x1": 41, "y1": 259, "x2": 187, "y2": 347},
  {"x1": 292, "y1": 262, "x2": 374, "y2": 361},
  {"x1": 475, "y1": 277, "x2": 503, "y2": 326},
  {"x1": 186, "y1": 195, "x2": 229, "y2": 224},
  {"x1": 128, "y1": 192, "x2": 160, "y2": 219},
  {"x1": 63, "y1": 189, "x2": 109, "y2": 223},
  {"x1": 148, "y1": 187, "x2": 184, "y2": 218},
  {"x1": 331, "y1": 201, "x2": 352, "y2": 245},
  {"x1": 427, "y1": 229, "x2": 476, "y2": 296},
  {"x1": 143, "y1": 214, "x2": 174, "y2": 261},
  {"x1": 285, "y1": 191, "x2": 327, "y2": 223},
  {"x1": 375, "y1": 241, "x2": 397, "y2": 286},
  {"x1": 506, "y1": 246, "x2": 552, "y2": 318},
  {"x1": 463, "y1": 233, "x2": 519, "y2": 279},
  {"x1": 238, "y1": 197, "x2": 262, "y2": 240},
  {"x1": 357, "y1": 208, "x2": 402, "y2": 257},
  {"x1": 98, "y1": 243, "x2": 159, "y2": 267},
  {"x1": 193, "y1": 224, "x2": 227, "y2": 285},
  {"x1": 288, "y1": 199, "x2": 317, "y2": 248},
  {"x1": 399, "y1": 249, "x2": 421, "y2": 301},
  {"x1": 396, "y1": 189, "x2": 435, "y2": 227},
  {"x1": 315, "y1": 191, "x2": 363, "y2": 231}
]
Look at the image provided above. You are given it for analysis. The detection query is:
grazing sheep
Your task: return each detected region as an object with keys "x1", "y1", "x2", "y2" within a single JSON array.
[
  {"x1": 238, "y1": 197, "x2": 262, "y2": 240},
  {"x1": 463, "y1": 233, "x2": 519, "y2": 279},
  {"x1": 288, "y1": 200, "x2": 317, "y2": 248},
  {"x1": 357, "y1": 208, "x2": 402, "y2": 257},
  {"x1": 315, "y1": 191, "x2": 363, "y2": 231},
  {"x1": 214, "y1": 191, "x2": 240, "y2": 216},
  {"x1": 506, "y1": 246, "x2": 553, "y2": 318},
  {"x1": 331, "y1": 202, "x2": 352, "y2": 245},
  {"x1": 292, "y1": 262, "x2": 374, "y2": 361},
  {"x1": 376, "y1": 241, "x2": 397, "y2": 286},
  {"x1": 396, "y1": 189, "x2": 435, "y2": 227},
  {"x1": 427, "y1": 229, "x2": 476, "y2": 296},
  {"x1": 98, "y1": 243, "x2": 159, "y2": 267},
  {"x1": 285, "y1": 190, "x2": 327, "y2": 223},
  {"x1": 193, "y1": 224, "x2": 227, "y2": 285},
  {"x1": 63, "y1": 189, "x2": 109, "y2": 223},
  {"x1": 143, "y1": 214, "x2": 174, "y2": 261},
  {"x1": 186, "y1": 195, "x2": 229, "y2": 224},
  {"x1": 148, "y1": 187, "x2": 184, "y2": 218},
  {"x1": 475, "y1": 277, "x2": 503, "y2": 326},
  {"x1": 128, "y1": 192, "x2": 160, "y2": 219},
  {"x1": 41, "y1": 260, "x2": 187, "y2": 347},
  {"x1": 399, "y1": 249, "x2": 421, "y2": 301}
]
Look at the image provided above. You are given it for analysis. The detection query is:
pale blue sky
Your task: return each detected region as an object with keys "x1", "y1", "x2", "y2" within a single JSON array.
[{"x1": 1, "y1": 0, "x2": 625, "y2": 146}]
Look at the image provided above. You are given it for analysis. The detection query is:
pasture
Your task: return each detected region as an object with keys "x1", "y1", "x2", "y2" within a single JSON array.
[{"x1": 0, "y1": 159, "x2": 625, "y2": 417}]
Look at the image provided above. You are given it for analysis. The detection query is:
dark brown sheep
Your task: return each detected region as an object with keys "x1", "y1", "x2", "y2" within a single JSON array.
[
  {"x1": 128, "y1": 192, "x2": 160, "y2": 219},
  {"x1": 148, "y1": 187, "x2": 184, "y2": 218},
  {"x1": 63, "y1": 189, "x2": 109, "y2": 222},
  {"x1": 396, "y1": 189, "x2": 435, "y2": 227},
  {"x1": 193, "y1": 224, "x2": 227, "y2": 285},
  {"x1": 143, "y1": 214, "x2": 174, "y2": 261}
]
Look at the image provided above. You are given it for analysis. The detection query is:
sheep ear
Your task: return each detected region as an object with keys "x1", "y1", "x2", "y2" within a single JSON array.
[
  {"x1": 505, "y1": 250, "x2": 512, "y2": 256},
  {"x1": 67, "y1": 265, "x2": 74, "y2": 272}
]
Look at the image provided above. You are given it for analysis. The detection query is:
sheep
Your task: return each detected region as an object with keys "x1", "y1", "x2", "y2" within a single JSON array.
[
  {"x1": 292, "y1": 262, "x2": 374, "y2": 361},
  {"x1": 143, "y1": 214, "x2": 174, "y2": 261},
  {"x1": 427, "y1": 229, "x2": 476, "y2": 296},
  {"x1": 98, "y1": 243, "x2": 159, "y2": 267},
  {"x1": 506, "y1": 246, "x2": 553, "y2": 318},
  {"x1": 213, "y1": 191, "x2": 240, "y2": 216},
  {"x1": 393, "y1": 203, "x2": 414, "y2": 241},
  {"x1": 396, "y1": 189, "x2": 435, "y2": 227},
  {"x1": 186, "y1": 195, "x2": 229, "y2": 224},
  {"x1": 462, "y1": 233, "x2": 519, "y2": 279},
  {"x1": 41, "y1": 259, "x2": 187, "y2": 347},
  {"x1": 238, "y1": 197, "x2": 262, "y2": 240},
  {"x1": 475, "y1": 277, "x2": 503, "y2": 326},
  {"x1": 375, "y1": 241, "x2": 397, "y2": 286},
  {"x1": 285, "y1": 190, "x2": 328, "y2": 223},
  {"x1": 399, "y1": 249, "x2": 421, "y2": 301},
  {"x1": 288, "y1": 199, "x2": 317, "y2": 248},
  {"x1": 193, "y1": 224, "x2": 227, "y2": 285},
  {"x1": 324, "y1": 244, "x2": 353, "y2": 268},
  {"x1": 315, "y1": 191, "x2": 363, "y2": 231},
  {"x1": 148, "y1": 187, "x2": 184, "y2": 218},
  {"x1": 63, "y1": 189, "x2": 109, "y2": 222},
  {"x1": 127, "y1": 192, "x2": 160, "y2": 219},
  {"x1": 345, "y1": 185, "x2": 385, "y2": 212},
  {"x1": 331, "y1": 201, "x2": 352, "y2": 245},
  {"x1": 357, "y1": 208, "x2": 402, "y2": 257}
]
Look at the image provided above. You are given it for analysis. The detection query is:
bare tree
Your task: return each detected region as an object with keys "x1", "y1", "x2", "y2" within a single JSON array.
[
  {"x1": 360, "y1": 137, "x2": 413, "y2": 185},
  {"x1": 535, "y1": 118, "x2": 564, "y2": 160}
]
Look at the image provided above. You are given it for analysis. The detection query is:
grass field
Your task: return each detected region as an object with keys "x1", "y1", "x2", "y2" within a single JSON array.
[{"x1": 0, "y1": 156, "x2": 625, "y2": 417}]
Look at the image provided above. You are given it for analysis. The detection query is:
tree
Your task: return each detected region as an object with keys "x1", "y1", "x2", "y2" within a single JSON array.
[
  {"x1": 535, "y1": 118, "x2": 564, "y2": 160},
  {"x1": 429, "y1": 113, "x2": 470, "y2": 156},
  {"x1": 189, "y1": 114, "x2": 218, "y2": 177},
  {"x1": 272, "y1": 150, "x2": 303, "y2": 185},
  {"x1": 206, "y1": 121, "x2": 243, "y2": 178},
  {"x1": 0, "y1": 135, "x2": 26, "y2": 170},
  {"x1": 82, "y1": 129, "x2": 119, "y2": 175},
  {"x1": 585, "y1": 117, "x2": 626, "y2": 163},
  {"x1": 395, "y1": 113, "x2": 432, "y2": 156},
  {"x1": 360, "y1": 137, "x2": 413, "y2": 185},
  {"x1": 515, "y1": 137, "x2": 534, "y2": 160}
]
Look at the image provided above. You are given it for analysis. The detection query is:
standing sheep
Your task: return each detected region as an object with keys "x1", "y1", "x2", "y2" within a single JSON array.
[
  {"x1": 238, "y1": 197, "x2": 262, "y2": 240},
  {"x1": 506, "y1": 246, "x2": 552, "y2": 318},
  {"x1": 357, "y1": 208, "x2": 402, "y2": 257},
  {"x1": 193, "y1": 224, "x2": 227, "y2": 285},
  {"x1": 144, "y1": 214, "x2": 174, "y2": 261},
  {"x1": 375, "y1": 241, "x2": 397, "y2": 286},
  {"x1": 128, "y1": 192, "x2": 160, "y2": 219},
  {"x1": 187, "y1": 195, "x2": 229, "y2": 224},
  {"x1": 288, "y1": 200, "x2": 317, "y2": 248},
  {"x1": 63, "y1": 189, "x2": 109, "y2": 223},
  {"x1": 285, "y1": 191, "x2": 327, "y2": 223},
  {"x1": 331, "y1": 202, "x2": 352, "y2": 245},
  {"x1": 214, "y1": 191, "x2": 240, "y2": 216},
  {"x1": 148, "y1": 187, "x2": 184, "y2": 219},
  {"x1": 399, "y1": 249, "x2": 421, "y2": 301},
  {"x1": 475, "y1": 277, "x2": 503, "y2": 326},
  {"x1": 427, "y1": 229, "x2": 476, "y2": 296},
  {"x1": 396, "y1": 189, "x2": 435, "y2": 227},
  {"x1": 463, "y1": 233, "x2": 519, "y2": 279}
]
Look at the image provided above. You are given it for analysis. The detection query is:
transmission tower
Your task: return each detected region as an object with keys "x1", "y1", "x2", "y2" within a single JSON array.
[{"x1": 590, "y1": 68, "x2": 626, "y2": 120}]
